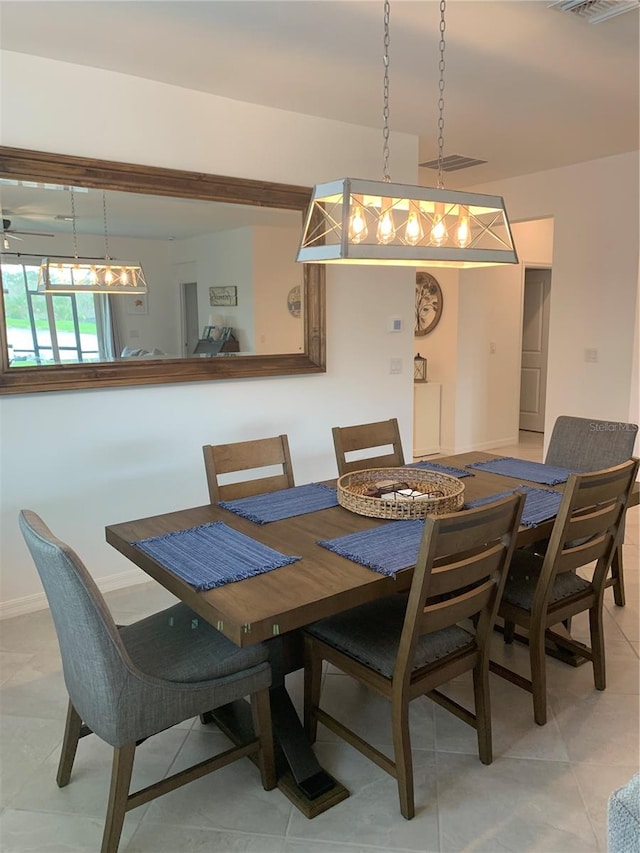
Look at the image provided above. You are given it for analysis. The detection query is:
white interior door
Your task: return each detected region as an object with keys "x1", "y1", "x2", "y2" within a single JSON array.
[
  {"x1": 181, "y1": 282, "x2": 200, "y2": 357},
  {"x1": 519, "y1": 268, "x2": 551, "y2": 432}
]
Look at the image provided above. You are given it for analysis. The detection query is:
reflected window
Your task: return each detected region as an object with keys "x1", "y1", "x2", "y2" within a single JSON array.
[{"x1": 1, "y1": 261, "x2": 108, "y2": 365}]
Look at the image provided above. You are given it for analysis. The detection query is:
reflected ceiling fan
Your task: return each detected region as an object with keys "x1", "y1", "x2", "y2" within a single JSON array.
[{"x1": 2, "y1": 217, "x2": 55, "y2": 248}]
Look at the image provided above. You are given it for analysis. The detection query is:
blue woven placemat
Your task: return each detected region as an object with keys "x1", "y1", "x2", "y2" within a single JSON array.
[
  {"x1": 219, "y1": 482, "x2": 338, "y2": 524},
  {"x1": 318, "y1": 484, "x2": 563, "y2": 576},
  {"x1": 318, "y1": 520, "x2": 425, "y2": 577},
  {"x1": 465, "y1": 456, "x2": 572, "y2": 486},
  {"x1": 408, "y1": 460, "x2": 474, "y2": 478},
  {"x1": 133, "y1": 521, "x2": 300, "y2": 591},
  {"x1": 465, "y1": 485, "x2": 562, "y2": 527}
]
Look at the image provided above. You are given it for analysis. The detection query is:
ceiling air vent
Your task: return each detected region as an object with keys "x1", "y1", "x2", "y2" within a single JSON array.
[
  {"x1": 419, "y1": 154, "x2": 487, "y2": 173},
  {"x1": 549, "y1": 0, "x2": 639, "y2": 24}
]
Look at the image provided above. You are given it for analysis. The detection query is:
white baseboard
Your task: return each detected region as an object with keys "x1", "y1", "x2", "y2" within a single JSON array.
[
  {"x1": 0, "y1": 568, "x2": 146, "y2": 621},
  {"x1": 413, "y1": 445, "x2": 441, "y2": 457},
  {"x1": 442, "y1": 436, "x2": 519, "y2": 455}
]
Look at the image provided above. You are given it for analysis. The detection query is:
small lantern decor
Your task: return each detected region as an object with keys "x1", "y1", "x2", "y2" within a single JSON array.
[{"x1": 414, "y1": 353, "x2": 427, "y2": 382}]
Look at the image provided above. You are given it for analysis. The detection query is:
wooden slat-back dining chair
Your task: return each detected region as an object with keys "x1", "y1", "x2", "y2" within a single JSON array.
[
  {"x1": 18, "y1": 510, "x2": 276, "y2": 853},
  {"x1": 492, "y1": 458, "x2": 639, "y2": 726},
  {"x1": 332, "y1": 418, "x2": 405, "y2": 476},
  {"x1": 203, "y1": 434, "x2": 294, "y2": 503},
  {"x1": 544, "y1": 415, "x2": 638, "y2": 607},
  {"x1": 303, "y1": 492, "x2": 525, "y2": 820}
]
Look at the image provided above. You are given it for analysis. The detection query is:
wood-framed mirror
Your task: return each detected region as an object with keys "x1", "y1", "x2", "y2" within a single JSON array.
[{"x1": 0, "y1": 147, "x2": 325, "y2": 395}]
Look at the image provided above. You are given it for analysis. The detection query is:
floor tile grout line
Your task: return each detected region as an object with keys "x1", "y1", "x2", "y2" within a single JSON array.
[
  {"x1": 123, "y1": 817, "x2": 293, "y2": 846},
  {"x1": 568, "y1": 759, "x2": 607, "y2": 851},
  {"x1": 434, "y1": 728, "x2": 443, "y2": 853}
]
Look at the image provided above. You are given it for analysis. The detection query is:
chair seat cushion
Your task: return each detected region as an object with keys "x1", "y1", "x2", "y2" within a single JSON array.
[
  {"x1": 119, "y1": 603, "x2": 268, "y2": 683},
  {"x1": 305, "y1": 593, "x2": 473, "y2": 679},
  {"x1": 503, "y1": 550, "x2": 591, "y2": 611}
]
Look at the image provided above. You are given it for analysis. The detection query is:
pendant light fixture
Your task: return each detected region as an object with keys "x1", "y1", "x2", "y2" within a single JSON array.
[
  {"x1": 38, "y1": 189, "x2": 148, "y2": 294},
  {"x1": 297, "y1": 0, "x2": 518, "y2": 268}
]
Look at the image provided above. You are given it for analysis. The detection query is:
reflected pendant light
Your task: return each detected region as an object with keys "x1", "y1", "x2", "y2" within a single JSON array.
[
  {"x1": 297, "y1": 0, "x2": 518, "y2": 268},
  {"x1": 38, "y1": 189, "x2": 148, "y2": 294}
]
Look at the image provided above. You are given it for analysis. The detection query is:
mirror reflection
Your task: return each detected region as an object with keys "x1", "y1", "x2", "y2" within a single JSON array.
[{"x1": 1, "y1": 182, "x2": 304, "y2": 367}]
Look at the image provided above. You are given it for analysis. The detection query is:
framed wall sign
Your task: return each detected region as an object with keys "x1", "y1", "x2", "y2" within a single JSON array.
[
  {"x1": 209, "y1": 286, "x2": 237, "y2": 307},
  {"x1": 415, "y1": 272, "x2": 443, "y2": 336}
]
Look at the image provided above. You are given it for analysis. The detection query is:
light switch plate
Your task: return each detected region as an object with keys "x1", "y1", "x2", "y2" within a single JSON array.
[{"x1": 389, "y1": 316, "x2": 403, "y2": 333}]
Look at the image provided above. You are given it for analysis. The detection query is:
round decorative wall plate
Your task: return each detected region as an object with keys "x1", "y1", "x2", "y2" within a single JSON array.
[
  {"x1": 287, "y1": 285, "x2": 301, "y2": 318},
  {"x1": 415, "y1": 272, "x2": 443, "y2": 336}
]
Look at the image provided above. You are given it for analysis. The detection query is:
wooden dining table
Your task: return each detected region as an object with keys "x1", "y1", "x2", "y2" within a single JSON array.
[{"x1": 105, "y1": 450, "x2": 638, "y2": 817}]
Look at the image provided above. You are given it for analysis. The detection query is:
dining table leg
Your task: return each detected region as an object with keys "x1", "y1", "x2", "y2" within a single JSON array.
[
  {"x1": 264, "y1": 636, "x2": 350, "y2": 814},
  {"x1": 267, "y1": 637, "x2": 334, "y2": 795},
  {"x1": 202, "y1": 634, "x2": 349, "y2": 817}
]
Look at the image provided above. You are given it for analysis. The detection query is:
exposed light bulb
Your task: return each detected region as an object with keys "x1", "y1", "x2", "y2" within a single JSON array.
[
  {"x1": 456, "y1": 207, "x2": 471, "y2": 248},
  {"x1": 104, "y1": 266, "x2": 114, "y2": 285},
  {"x1": 430, "y1": 204, "x2": 448, "y2": 246},
  {"x1": 348, "y1": 205, "x2": 368, "y2": 243},
  {"x1": 121, "y1": 267, "x2": 129, "y2": 285},
  {"x1": 89, "y1": 266, "x2": 98, "y2": 284},
  {"x1": 405, "y1": 205, "x2": 424, "y2": 246},
  {"x1": 377, "y1": 206, "x2": 396, "y2": 245}
]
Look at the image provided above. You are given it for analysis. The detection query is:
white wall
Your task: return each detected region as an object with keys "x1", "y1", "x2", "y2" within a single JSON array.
[
  {"x1": 453, "y1": 218, "x2": 555, "y2": 452},
  {"x1": 466, "y1": 153, "x2": 639, "y2": 455},
  {"x1": 173, "y1": 228, "x2": 255, "y2": 351},
  {"x1": 0, "y1": 51, "x2": 417, "y2": 615},
  {"x1": 171, "y1": 223, "x2": 302, "y2": 354},
  {"x1": 513, "y1": 217, "x2": 554, "y2": 266},
  {"x1": 413, "y1": 267, "x2": 459, "y2": 453},
  {"x1": 415, "y1": 218, "x2": 554, "y2": 454},
  {"x1": 253, "y1": 225, "x2": 302, "y2": 355},
  {"x1": 454, "y1": 264, "x2": 522, "y2": 451},
  {"x1": 415, "y1": 150, "x2": 638, "y2": 458}
]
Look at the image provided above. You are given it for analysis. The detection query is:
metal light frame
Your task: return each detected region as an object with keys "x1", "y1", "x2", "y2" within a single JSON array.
[
  {"x1": 38, "y1": 258, "x2": 148, "y2": 294},
  {"x1": 298, "y1": 178, "x2": 517, "y2": 267},
  {"x1": 296, "y1": 0, "x2": 518, "y2": 268},
  {"x1": 38, "y1": 187, "x2": 148, "y2": 294}
]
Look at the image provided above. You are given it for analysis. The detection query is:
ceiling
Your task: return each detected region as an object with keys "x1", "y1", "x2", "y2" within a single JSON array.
[
  {"x1": 0, "y1": 181, "x2": 301, "y2": 243},
  {"x1": 0, "y1": 0, "x2": 638, "y2": 191}
]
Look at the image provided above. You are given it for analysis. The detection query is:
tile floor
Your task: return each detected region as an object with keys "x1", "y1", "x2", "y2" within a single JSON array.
[{"x1": 1, "y1": 432, "x2": 638, "y2": 852}]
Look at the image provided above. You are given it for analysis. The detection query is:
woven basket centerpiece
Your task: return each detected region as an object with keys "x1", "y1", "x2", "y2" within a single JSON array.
[{"x1": 337, "y1": 467, "x2": 465, "y2": 520}]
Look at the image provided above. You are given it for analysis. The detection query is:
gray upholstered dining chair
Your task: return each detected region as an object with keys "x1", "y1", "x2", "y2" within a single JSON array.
[
  {"x1": 544, "y1": 415, "x2": 638, "y2": 606},
  {"x1": 303, "y1": 492, "x2": 525, "y2": 820},
  {"x1": 203, "y1": 434, "x2": 294, "y2": 503},
  {"x1": 493, "y1": 458, "x2": 639, "y2": 726},
  {"x1": 332, "y1": 417, "x2": 405, "y2": 476},
  {"x1": 18, "y1": 510, "x2": 276, "y2": 853},
  {"x1": 545, "y1": 415, "x2": 638, "y2": 471}
]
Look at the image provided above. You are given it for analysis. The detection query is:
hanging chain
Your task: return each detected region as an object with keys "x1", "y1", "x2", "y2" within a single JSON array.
[
  {"x1": 70, "y1": 187, "x2": 79, "y2": 259},
  {"x1": 436, "y1": 0, "x2": 447, "y2": 189},
  {"x1": 102, "y1": 190, "x2": 111, "y2": 260},
  {"x1": 382, "y1": 0, "x2": 391, "y2": 182}
]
